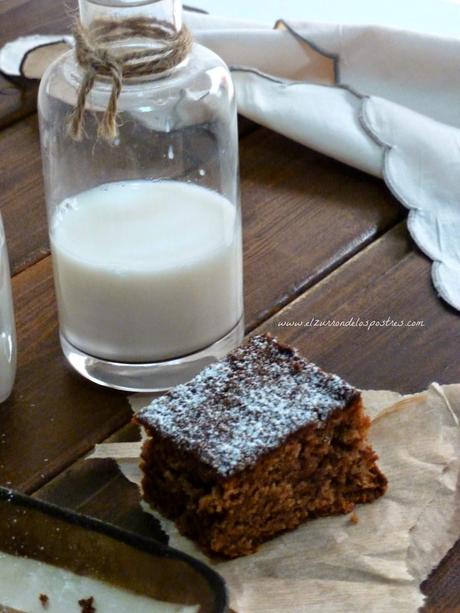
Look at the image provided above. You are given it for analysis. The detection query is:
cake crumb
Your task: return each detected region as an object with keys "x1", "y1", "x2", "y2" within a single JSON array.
[
  {"x1": 39, "y1": 594, "x2": 49, "y2": 608},
  {"x1": 350, "y1": 511, "x2": 359, "y2": 524},
  {"x1": 78, "y1": 597, "x2": 96, "y2": 613}
]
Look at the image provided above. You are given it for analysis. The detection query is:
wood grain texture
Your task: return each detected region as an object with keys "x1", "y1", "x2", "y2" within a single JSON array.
[
  {"x1": 241, "y1": 130, "x2": 403, "y2": 328},
  {"x1": 34, "y1": 225, "x2": 460, "y2": 611},
  {"x1": 0, "y1": 0, "x2": 75, "y2": 30},
  {"x1": 0, "y1": 75, "x2": 38, "y2": 130},
  {"x1": 256, "y1": 224, "x2": 460, "y2": 393},
  {"x1": 0, "y1": 115, "x2": 49, "y2": 274}
]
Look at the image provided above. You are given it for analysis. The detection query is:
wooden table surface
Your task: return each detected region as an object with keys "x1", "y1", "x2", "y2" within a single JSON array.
[{"x1": 1, "y1": 2, "x2": 460, "y2": 610}]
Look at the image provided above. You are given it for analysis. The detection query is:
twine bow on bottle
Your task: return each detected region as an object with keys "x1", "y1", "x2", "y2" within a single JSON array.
[{"x1": 68, "y1": 17, "x2": 193, "y2": 142}]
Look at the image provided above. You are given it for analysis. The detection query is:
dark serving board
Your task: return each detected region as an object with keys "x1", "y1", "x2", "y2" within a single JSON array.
[{"x1": 0, "y1": 487, "x2": 227, "y2": 612}]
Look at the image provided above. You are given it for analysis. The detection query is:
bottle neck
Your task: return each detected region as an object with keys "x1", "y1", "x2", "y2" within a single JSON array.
[{"x1": 79, "y1": 0, "x2": 182, "y2": 30}]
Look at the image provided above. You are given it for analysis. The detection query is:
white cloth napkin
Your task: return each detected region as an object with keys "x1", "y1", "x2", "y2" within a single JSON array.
[
  {"x1": 2, "y1": 0, "x2": 460, "y2": 309},
  {"x1": 185, "y1": 5, "x2": 460, "y2": 311}
]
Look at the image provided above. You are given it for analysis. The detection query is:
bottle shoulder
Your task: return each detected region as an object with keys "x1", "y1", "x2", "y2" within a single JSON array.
[{"x1": 39, "y1": 43, "x2": 234, "y2": 111}]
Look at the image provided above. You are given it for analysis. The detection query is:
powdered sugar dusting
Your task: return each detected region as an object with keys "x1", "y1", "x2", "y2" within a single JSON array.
[{"x1": 138, "y1": 335, "x2": 358, "y2": 477}]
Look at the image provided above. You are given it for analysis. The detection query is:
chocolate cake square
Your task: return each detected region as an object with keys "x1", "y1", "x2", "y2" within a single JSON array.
[{"x1": 136, "y1": 334, "x2": 387, "y2": 558}]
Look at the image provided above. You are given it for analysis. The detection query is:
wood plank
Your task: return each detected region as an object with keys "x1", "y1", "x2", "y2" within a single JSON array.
[
  {"x1": 0, "y1": 75, "x2": 38, "y2": 131},
  {"x1": 0, "y1": 115, "x2": 49, "y2": 274},
  {"x1": 240, "y1": 130, "x2": 403, "y2": 328},
  {"x1": 0, "y1": 0, "x2": 75, "y2": 33},
  {"x1": 35, "y1": 224, "x2": 460, "y2": 610},
  {"x1": 255, "y1": 224, "x2": 460, "y2": 393}
]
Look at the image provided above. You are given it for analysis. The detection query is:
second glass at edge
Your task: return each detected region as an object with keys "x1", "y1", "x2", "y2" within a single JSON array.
[{"x1": 37, "y1": 0, "x2": 244, "y2": 391}]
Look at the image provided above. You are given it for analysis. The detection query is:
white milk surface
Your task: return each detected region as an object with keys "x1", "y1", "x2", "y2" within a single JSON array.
[
  {"x1": 51, "y1": 180, "x2": 243, "y2": 362},
  {"x1": 0, "y1": 228, "x2": 16, "y2": 403},
  {"x1": 0, "y1": 552, "x2": 198, "y2": 612}
]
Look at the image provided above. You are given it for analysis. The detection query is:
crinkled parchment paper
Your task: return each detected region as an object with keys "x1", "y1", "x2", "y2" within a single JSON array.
[{"x1": 88, "y1": 384, "x2": 460, "y2": 612}]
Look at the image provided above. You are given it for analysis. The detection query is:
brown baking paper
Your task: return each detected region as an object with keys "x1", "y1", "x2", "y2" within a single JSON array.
[{"x1": 88, "y1": 384, "x2": 460, "y2": 612}]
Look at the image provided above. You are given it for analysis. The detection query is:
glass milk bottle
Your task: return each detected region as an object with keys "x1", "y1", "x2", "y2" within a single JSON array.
[
  {"x1": 0, "y1": 214, "x2": 16, "y2": 403},
  {"x1": 38, "y1": 0, "x2": 243, "y2": 391}
]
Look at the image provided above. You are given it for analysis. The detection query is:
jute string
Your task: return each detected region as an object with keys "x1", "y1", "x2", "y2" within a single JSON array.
[{"x1": 68, "y1": 17, "x2": 193, "y2": 142}]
